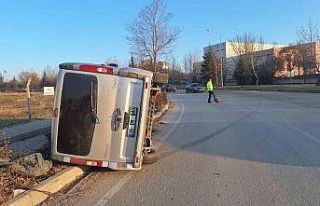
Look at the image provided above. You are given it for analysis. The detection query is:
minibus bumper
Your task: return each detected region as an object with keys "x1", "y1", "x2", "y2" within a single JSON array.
[{"x1": 51, "y1": 154, "x2": 142, "y2": 171}]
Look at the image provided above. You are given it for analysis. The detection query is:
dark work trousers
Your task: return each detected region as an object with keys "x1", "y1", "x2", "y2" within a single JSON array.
[{"x1": 208, "y1": 91, "x2": 216, "y2": 103}]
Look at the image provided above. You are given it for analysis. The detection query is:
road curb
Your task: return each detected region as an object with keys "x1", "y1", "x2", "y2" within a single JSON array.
[
  {"x1": 153, "y1": 102, "x2": 170, "y2": 123},
  {"x1": 4, "y1": 167, "x2": 84, "y2": 206},
  {"x1": 3, "y1": 103, "x2": 169, "y2": 206}
]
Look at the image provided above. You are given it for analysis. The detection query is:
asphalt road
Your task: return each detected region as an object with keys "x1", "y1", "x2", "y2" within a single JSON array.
[{"x1": 44, "y1": 90, "x2": 320, "y2": 206}]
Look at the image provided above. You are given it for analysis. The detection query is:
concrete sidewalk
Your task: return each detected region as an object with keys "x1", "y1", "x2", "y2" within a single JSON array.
[{"x1": 0, "y1": 120, "x2": 51, "y2": 140}]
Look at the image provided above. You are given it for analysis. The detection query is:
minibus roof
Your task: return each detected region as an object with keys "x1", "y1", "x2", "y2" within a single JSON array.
[{"x1": 59, "y1": 63, "x2": 153, "y2": 80}]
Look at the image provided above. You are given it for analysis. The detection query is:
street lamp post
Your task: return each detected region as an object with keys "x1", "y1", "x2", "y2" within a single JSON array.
[
  {"x1": 206, "y1": 29, "x2": 224, "y2": 87},
  {"x1": 219, "y1": 37, "x2": 224, "y2": 87}
]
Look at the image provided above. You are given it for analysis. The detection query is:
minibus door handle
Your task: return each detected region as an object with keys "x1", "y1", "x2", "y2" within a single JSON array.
[
  {"x1": 123, "y1": 112, "x2": 130, "y2": 129},
  {"x1": 112, "y1": 108, "x2": 122, "y2": 131}
]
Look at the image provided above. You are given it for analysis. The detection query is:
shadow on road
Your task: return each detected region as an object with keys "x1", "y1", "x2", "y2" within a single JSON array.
[{"x1": 158, "y1": 112, "x2": 253, "y2": 161}]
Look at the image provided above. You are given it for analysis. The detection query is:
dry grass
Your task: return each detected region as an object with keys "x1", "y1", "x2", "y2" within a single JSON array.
[
  {"x1": 221, "y1": 84, "x2": 320, "y2": 93},
  {"x1": 155, "y1": 92, "x2": 168, "y2": 112},
  {"x1": 0, "y1": 92, "x2": 54, "y2": 129}
]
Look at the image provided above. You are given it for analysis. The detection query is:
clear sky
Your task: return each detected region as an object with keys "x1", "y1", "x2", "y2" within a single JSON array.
[{"x1": 0, "y1": 0, "x2": 319, "y2": 80}]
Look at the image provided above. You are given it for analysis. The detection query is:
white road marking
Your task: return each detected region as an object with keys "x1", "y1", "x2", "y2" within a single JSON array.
[
  {"x1": 289, "y1": 125, "x2": 320, "y2": 145},
  {"x1": 94, "y1": 100, "x2": 184, "y2": 206},
  {"x1": 94, "y1": 172, "x2": 134, "y2": 206}
]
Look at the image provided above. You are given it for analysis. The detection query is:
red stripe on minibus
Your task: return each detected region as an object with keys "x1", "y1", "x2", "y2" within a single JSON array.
[
  {"x1": 70, "y1": 157, "x2": 87, "y2": 165},
  {"x1": 79, "y1": 65, "x2": 97, "y2": 73},
  {"x1": 69, "y1": 157, "x2": 103, "y2": 167},
  {"x1": 79, "y1": 64, "x2": 113, "y2": 75},
  {"x1": 96, "y1": 160, "x2": 103, "y2": 167}
]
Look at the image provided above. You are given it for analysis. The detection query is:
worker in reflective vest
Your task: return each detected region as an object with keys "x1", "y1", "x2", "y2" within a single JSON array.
[{"x1": 206, "y1": 79, "x2": 215, "y2": 103}]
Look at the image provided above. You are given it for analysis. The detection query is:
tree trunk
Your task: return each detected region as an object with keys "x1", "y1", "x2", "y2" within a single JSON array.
[
  {"x1": 215, "y1": 71, "x2": 219, "y2": 85},
  {"x1": 152, "y1": 56, "x2": 157, "y2": 73},
  {"x1": 304, "y1": 75, "x2": 307, "y2": 84},
  {"x1": 250, "y1": 57, "x2": 259, "y2": 85}
]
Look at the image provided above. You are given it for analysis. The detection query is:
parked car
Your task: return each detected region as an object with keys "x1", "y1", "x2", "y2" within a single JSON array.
[
  {"x1": 161, "y1": 84, "x2": 177, "y2": 92},
  {"x1": 185, "y1": 83, "x2": 205, "y2": 93}
]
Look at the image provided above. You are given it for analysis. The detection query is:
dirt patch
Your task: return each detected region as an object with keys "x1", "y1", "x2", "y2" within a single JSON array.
[
  {"x1": 0, "y1": 143, "x2": 66, "y2": 204},
  {"x1": 0, "y1": 162, "x2": 67, "y2": 204}
]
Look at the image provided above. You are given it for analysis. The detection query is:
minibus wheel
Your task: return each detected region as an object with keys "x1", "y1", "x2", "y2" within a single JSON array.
[{"x1": 143, "y1": 148, "x2": 158, "y2": 164}]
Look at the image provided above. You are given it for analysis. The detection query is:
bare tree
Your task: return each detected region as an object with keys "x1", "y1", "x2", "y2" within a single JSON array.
[
  {"x1": 182, "y1": 53, "x2": 194, "y2": 74},
  {"x1": 183, "y1": 53, "x2": 194, "y2": 81},
  {"x1": 230, "y1": 33, "x2": 264, "y2": 85},
  {"x1": 297, "y1": 18, "x2": 320, "y2": 43},
  {"x1": 170, "y1": 56, "x2": 181, "y2": 71},
  {"x1": 18, "y1": 70, "x2": 40, "y2": 88},
  {"x1": 275, "y1": 47, "x2": 298, "y2": 85},
  {"x1": 182, "y1": 50, "x2": 201, "y2": 80},
  {"x1": 276, "y1": 44, "x2": 318, "y2": 84},
  {"x1": 297, "y1": 18, "x2": 320, "y2": 85},
  {"x1": 296, "y1": 44, "x2": 316, "y2": 82},
  {"x1": 168, "y1": 56, "x2": 186, "y2": 82},
  {"x1": 126, "y1": 0, "x2": 180, "y2": 72}
]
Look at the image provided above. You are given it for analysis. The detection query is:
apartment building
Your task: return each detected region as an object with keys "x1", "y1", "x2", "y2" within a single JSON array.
[
  {"x1": 274, "y1": 42, "x2": 320, "y2": 78},
  {"x1": 203, "y1": 42, "x2": 286, "y2": 82}
]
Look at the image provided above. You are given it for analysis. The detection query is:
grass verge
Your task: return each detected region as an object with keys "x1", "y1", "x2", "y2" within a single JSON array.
[{"x1": 219, "y1": 84, "x2": 320, "y2": 93}]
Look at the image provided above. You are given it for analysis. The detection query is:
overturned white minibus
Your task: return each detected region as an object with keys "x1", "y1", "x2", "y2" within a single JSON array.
[{"x1": 51, "y1": 63, "x2": 153, "y2": 170}]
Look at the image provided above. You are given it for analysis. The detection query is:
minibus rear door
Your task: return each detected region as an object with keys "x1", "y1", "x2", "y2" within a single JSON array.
[{"x1": 109, "y1": 77, "x2": 144, "y2": 164}]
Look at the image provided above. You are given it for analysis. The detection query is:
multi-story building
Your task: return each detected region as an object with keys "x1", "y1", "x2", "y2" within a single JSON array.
[
  {"x1": 203, "y1": 42, "x2": 286, "y2": 82},
  {"x1": 202, "y1": 41, "x2": 320, "y2": 83},
  {"x1": 138, "y1": 60, "x2": 169, "y2": 72},
  {"x1": 274, "y1": 42, "x2": 320, "y2": 78}
]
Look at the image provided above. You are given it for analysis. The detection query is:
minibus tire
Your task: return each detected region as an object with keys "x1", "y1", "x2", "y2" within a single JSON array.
[{"x1": 143, "y1": 149, "x2": 158, "y2": 164}]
